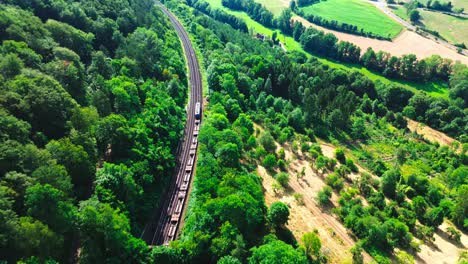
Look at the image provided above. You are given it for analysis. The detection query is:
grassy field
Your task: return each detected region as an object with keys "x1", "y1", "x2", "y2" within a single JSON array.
[
  {"x1": 419, "y1": 10, "x2": 468, "y2": 45},
  {"x1": 255, "y1": 0, "x2": 289, "y2": 16},
  {"x1": 389, "y1": 5, "x2": 409, "y2": 20},
  {"x1": 204, "y1": 0, "x2": 448, "y2": 98},
  {"x1": 452, "y1": 0, "x2": 468, "y2": 10},
  {"x1": 299, "y1": 0, "x2": 403, "y2": 38}
]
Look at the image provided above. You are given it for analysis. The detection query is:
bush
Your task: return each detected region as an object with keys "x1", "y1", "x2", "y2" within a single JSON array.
[
  {"x1": 263, "y1": 154, "x2": 277, "y2": 170},
  {"x1": 335, "y1": 148, "x2": 346, "y2": 163},
  {"x1": 255, "y1": 146, "x2": 267, "y2": 158},
  {"x1": 247, "y1": 135, "x2": 257, "y2": 149},
  {"x1": 301, "y1": 142, "x2": 310, "y2": 153},
  {"x1": 259, "y1": 131, "x2": 276, "y2": 152},
  {"x1": 276, "y1": 172, "x2": 290, "y2": 187},
  {"x1": 317, "y1": 186, "x2": 332, "y2": 206},
  {"x1": 294, "y1": 193, "x2": 304, "y2": 205},
  {"x1": 327, "y1": 158, "x2": 337, "y2": 171},
  {"x1": 277, "y1": 148, "x2": 285, "y2": 159},
  {"x1": 415, "y1": 225, "x2": 435, "y2": 242},
  {"x1": 346, "y1": 158, "x2": 358, "y2": 173},
  {"x1": 446, "y1": 226, "x2": 461, "y2": 243},
  {"x1": 277, "y1": 159, "x2": 287, "y2": 171},
  {"x1": 325, "y1": 173, "x2": 344, "y2": 190},
  {"x1": 336, "y1": 165, "x2": 351, "y2": 177},
  {"x1": 395, "y1": 250, "x2": 414, "y2": 264},
  {"x1": 268, "y1": 202, "x2": 290, "y2": 226}
]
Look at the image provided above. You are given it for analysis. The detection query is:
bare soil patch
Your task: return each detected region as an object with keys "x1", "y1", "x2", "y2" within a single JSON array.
[
  {"x1": 417, "y1": 222, "x2": 468, "y2": 264},
  {"x1": 293, "y1": 16, "x2": 468, "y2": 64},
  {"x1": 406, "y1": 119, "x2": 458, "y2": 147}
]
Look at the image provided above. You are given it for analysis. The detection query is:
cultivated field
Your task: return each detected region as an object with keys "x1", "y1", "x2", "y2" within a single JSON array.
[
  {"x1": 294, "y1": 16, "x2": 468, "y2": 65},
  {"x1": 299, "y1": 0, "x2": 403, "y2": 38},
  {"x1": 419, "y1": 9, "x2": 468, "y2": 45}
]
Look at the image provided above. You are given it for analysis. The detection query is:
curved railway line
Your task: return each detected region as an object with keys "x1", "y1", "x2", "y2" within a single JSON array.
[{"x1": 141, "y1": 2, "x2": 203, "y2": 246}]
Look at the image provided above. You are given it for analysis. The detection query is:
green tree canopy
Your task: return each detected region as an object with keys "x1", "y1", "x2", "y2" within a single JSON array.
[
  {"x1": 268, "y1": 202, "x2": 289, "y2": 227},
  {"x1": 249, "y1": 238, "x2": 307, "y2": 264}
]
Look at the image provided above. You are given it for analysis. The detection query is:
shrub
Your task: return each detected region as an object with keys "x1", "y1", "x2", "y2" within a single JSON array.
[
  {"x1": 415, "y1": 225, "x2": 435, "y2": 242},
  {"x1": 268, "y1": 202, "x2": 290, "y2": 226},
  {"x1": 301, "y1": 142, "x2": 310, "y2": 153},
  {"x1": 336, "y1": 165, "x2": 351, "y2": 177},
  {"x1": 255, "y1": 146, "x2": 267, "y2": 158},
  {"x1": 277, "y1": 148, "x2": 285, "y2": 159},
  {"x1": 263, "y1": 154, "x2": 277, "y2": 170},
  {"x1": 325, "y1": 173, "x2": 344, "y2": 190},
  {"x1": 446, "y1": 226, "x2": 461, "y2": 243},
  {"x1": 293, "y1": 193, "x2": 304, "y2": 205},
  {"x1": 327, "y1": 158, "x2": 337, "y2": 170},
  {"x1": 317, "y1": 186, "x2": 332, "y2": 206},
  {"x1": 395, "y1": 250, "x2": 414, "y2": 264},
  {"x1": 346, "y1": 158, "x2": 358, "y2": 173},
  {"x1": 276, "y1": 172, "x2": 289, "y2": 187},
  {"x1": 335, "y1": 148, "x2": 346, "y2": 164},
  {"x1": 259, "y1": 131, "x2": 276, "y2": 152},
  {"x1": 277, "y1": 159, "x2": 287, "y2": 171},
  {"x1": 247, "y1": 135, "x2": 257, "y2": 149}
]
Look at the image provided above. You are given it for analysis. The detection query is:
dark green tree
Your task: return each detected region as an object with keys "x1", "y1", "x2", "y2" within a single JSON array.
[{"x1": 268, "y1": 202, "x2": 289, "y2": 227}]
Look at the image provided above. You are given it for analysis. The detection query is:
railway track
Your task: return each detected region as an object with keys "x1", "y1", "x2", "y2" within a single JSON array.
[{"x1": 140, "y1": 2, "x2": 203, "y2": 246}]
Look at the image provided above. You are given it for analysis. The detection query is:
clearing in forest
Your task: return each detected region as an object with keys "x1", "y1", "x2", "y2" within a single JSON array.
[
  {"x1": 298, "y1": 0, "x2": 403, "y2": 38},
  {"x1": 258, "y1": 151, "x2": 363, "y2": 263}
]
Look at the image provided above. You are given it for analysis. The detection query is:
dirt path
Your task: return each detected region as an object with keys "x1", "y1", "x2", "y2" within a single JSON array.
[{"x1": 293, "y1": 16, "x2": 468, "y2": 63}]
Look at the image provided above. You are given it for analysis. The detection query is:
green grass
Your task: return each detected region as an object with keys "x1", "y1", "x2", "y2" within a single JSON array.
[
  {"x1": 389, "y1": 5, "x2": 409, "y2": 20},
  {"x1": 204, "y1": 0, "x2": 449, "y2": 98},
  {"x1": 452, "y1": 0, "x2": 468, "y2": 11},
  {"x1": 299, "y1": 0, "x2": 403, "y2": 38},
  {"x1": 419, "y1": 10, "x2": 468, "y2": 45},
  {"x1": 255, "y1": 0, "x2": 289, "y2": 16}
]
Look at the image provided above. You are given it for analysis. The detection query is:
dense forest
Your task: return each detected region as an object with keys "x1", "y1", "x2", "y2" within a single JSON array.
[
  {"x1": 0, "y1": 0, "x2": 188, "y2": 262},
  {"x1": 157, "y1": 0, "x2": 466, "y2": 263},
  {"x1": 0, "y1": 0, "x2": 467, "y2": 263}
]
